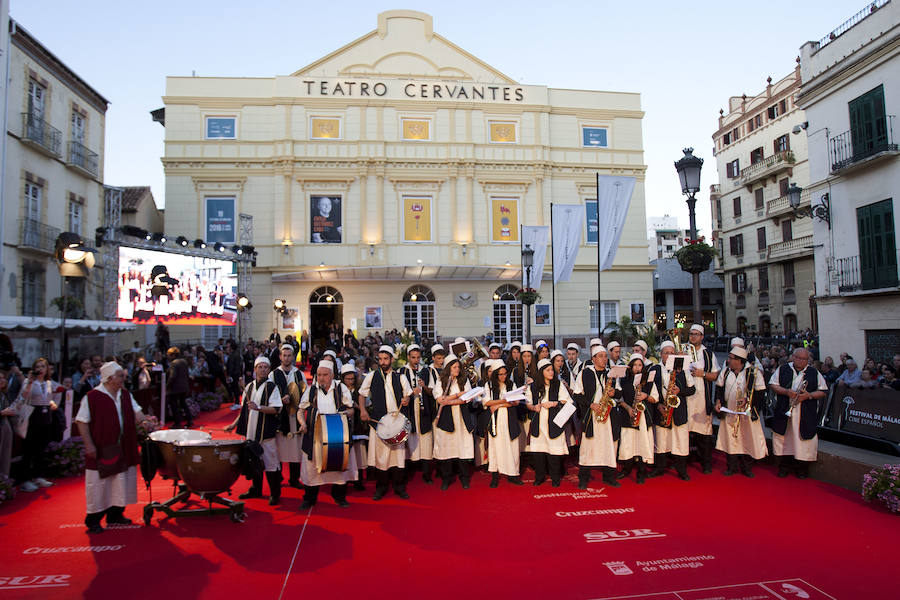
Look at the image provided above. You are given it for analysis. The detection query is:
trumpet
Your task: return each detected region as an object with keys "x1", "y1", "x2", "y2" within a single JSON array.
[
  {"x1": 595, "y1": 371, "x2": 617, "y2": 423},
  {"x1": 785, "y1": 378, "x2": 808, "y2": 419}
]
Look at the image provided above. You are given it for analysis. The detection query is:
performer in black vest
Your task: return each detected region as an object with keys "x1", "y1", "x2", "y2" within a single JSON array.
[
  {"x1": 297, "y1": 362, "x2": 357, "y2": 509},
  {"x1": 401, "y1": 344, "x2": 435, "y2": 483},
  {"x1": 358, "y1": 345, "x2": 412, "y2": 500},
  {"x1": 339, "y1": 364, "x2": 366, "y2": 490},
  {"x1": 574, "y1": 345, "x2": 621, "y2": 489},
  {"x1": 563, "y1": 343, "x2": 585, "y2": 389},
  {"x1": 714, "y1": 347, "x2": 767, "y2": 477},
  {"x1": 482, "y1": 359, "x2": 524, "y2": 487},
  {"x1": 685, "y1": 323, "x2": 719, "y2": 474},
  {"x1": 648, "y1": 341, "x2": 695, "y2": 480},
  {"x1": 270, "y1": 344, "x2": 307, "y2": 489},
  {"x1": 225, "y1": 356, "x2": 283, "y2": 505},
  {"x1": 433, "y1": 354, "x2": 477, "y2": 490},
  {"x1": 768, "y1": 348, "x2": 827, "y2": 479},
  {"x1": 526, "y1": 358, "x2": 572, "y2": 487},
  {"x1": 615, "y1": 356, "x2": 658, "y2": 483}
]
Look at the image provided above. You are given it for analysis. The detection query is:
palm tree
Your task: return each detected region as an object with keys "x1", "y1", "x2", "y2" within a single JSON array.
[{"x1": 602, "y1": 316, "x2": 641, "y2": 346}]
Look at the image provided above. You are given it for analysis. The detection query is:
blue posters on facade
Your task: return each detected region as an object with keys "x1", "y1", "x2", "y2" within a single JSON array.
[
  {"x1": 206, "y1": 197, "x2": 235, "y2": 243},
  {"x1": 585, "y1": 200, "x2": 598, "y2": 244},
  {"x1": 206, "y1": 117, "x2": 236, "y2": 139},
  {"x1": 582, "y1": 127, "x2": 608, "y2": 147}
]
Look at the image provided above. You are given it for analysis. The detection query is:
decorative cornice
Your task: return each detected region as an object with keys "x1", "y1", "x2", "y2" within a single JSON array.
[{"x1": 191, "y1": 176, "x2": 246, "y2": 192}]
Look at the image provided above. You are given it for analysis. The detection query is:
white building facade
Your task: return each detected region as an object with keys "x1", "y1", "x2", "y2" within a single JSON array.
[
  {"x1": 797, "y1": 0, "x2": 900, "y2": 363},
  {"x1": 160, "y1": 10, "x2": 653, "y2": 349}
]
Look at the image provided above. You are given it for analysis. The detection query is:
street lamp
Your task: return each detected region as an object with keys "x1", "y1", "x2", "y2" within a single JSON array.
[
  {"x1": 674, "y1": 147, "x2": 704, "y2": 325},
  {"x1": 787, "y1": 183, "x2": 831, "y2": 228},
  {"x1": 54, "y1": 232, "x2": 96, "y2": 378},
  {"x1": 521, "y1": 243, "x2": 535, "y2": 344}
]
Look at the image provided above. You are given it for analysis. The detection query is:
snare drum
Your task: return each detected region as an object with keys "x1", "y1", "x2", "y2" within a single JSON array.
[
  {"x1": 375, "y1": 412, "x2": 411, "y2": 446},
  {"x1": 149, "y1": 429, "x2": 212, "y2": 480},
  {"x1": 174, "y1": 438, "x2": 246, "y2": 495},
  {"x1": 313, "y1": 413, "x2": 350, "y2": 473}
]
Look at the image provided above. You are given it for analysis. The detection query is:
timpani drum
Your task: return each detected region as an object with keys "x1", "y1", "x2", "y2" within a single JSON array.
[
  {"x1": 174, "y1": 438, "x2": 246, "y2": 496},
  {"x1": 313, "y1": 413, "x2": 351, "y2": 473},
  {"x1": 149, "y1": 429, "x2": 212, "y2": 480}
]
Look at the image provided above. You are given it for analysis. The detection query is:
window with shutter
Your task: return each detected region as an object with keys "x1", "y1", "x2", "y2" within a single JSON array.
[
  {"x1": 757, "y1": 227, "x2": 767, "y2": 250},
  {"x1": 731, "y1": 274, "x2": 739, "y2": 293},
  {"x1": 758, "y1": 266, "x2": 769, "y2": 291},
  {"x1": 735, "y1": 234, "x2": 743, "y2": 255},
  {"x1": 779, "y1": 178, "x2": 789, "y2": 197},
  {"x1": 856, "y1": 198, "x2": 898, "y2": 289},
  {"x1": 733, "y1": 197, "x2": 742, "y2": 217},
  {"x1": 783, "y1": 262, "x2": 795, "y2": 287},
  {"x1": 755, "y1": 188, "x2": 764, "y2": 210},
  {"x1": 781, "y1": 219, "x2": 793, "y2": 242},
  {"x1": 774, "y1": 134, "x2": 789, "y2": 153},
  {"x1": 750, "y1": 147, "x2": 764, "y2": 164},
  {"x1": 848, "y1": 85, "x2": 887, "y2": 162}
]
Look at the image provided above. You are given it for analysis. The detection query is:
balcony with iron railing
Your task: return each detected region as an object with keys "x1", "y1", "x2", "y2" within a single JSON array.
[
  {"x1": 738, "y1": 150, "x2": 794, "y2": 188},
  {"x1": 21, "y1": 113, "x2": 62, "y2": 157},
  {"x1": 834, "y1": 251, "x2": 900, "y2": 294},
  {"x1": 67, "y1": 140, "x2": 100, "y2": 178},
  {"x1": 767, "y1": 234, "x2": 814, "y2": 261},
  {"x1": 830, "y1": 115, "x2": 898, "y2": 173},
  {"x1": 19, "y1": 218, "x2": 61, "y2": 254},
  {"x1": 814, "y1": 0, "x2": 890, "y2": 52}
]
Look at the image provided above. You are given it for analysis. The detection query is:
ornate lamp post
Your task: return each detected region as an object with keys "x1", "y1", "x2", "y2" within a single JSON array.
[
  {"x1": 521, "y1": 244, "x2": 535, "y2": 343},
  {"x1": 674, "y1": 148, "x2": 704, "y2": 325}
]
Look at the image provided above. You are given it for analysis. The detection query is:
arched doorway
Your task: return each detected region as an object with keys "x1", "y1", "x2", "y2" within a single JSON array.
[
  {"x1": 759, "y1": 315, "x2": 771, "y2": 336},
  {"x1": 784, "y1": 313, "x2": 797, "y2": 336},
  {"x1": 309, "y1": 286, "x2": 343, "y2": 351},
  {"x1": 492, "y1": 284, "x2": 522, "y2": 344},
  {"x1": 403, "y1": 285, "x2": 436, "y2": 342},
  {"x1": 737, "y1": 316, "x2": 748, "y2": 335}
]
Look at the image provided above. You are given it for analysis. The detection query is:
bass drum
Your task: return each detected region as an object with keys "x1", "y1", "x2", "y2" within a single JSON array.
[
  {"x1": 174, "y1": 438, "x2": 246, "y2": 496},
  {"x1": 313, "y1": 413, "x2": 350, "y2": 473},
  {"x1": 149, "y1": 429, "x2": 211, "y2": 480}
]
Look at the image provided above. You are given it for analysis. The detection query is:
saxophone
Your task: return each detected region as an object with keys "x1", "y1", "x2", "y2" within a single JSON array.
[
  {"x1": 662, "y1": 369, "x2": 681, "y2": 428},
  {"x1": 595, "y1": 370, "x2": 616, "y2": 423},
  {"x1": 631, "y1": 371, "x2": 648, "y2": 427}
]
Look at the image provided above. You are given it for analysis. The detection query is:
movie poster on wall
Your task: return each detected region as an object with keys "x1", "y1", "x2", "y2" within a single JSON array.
[{"x1": 310, "y1": 195, "x2": 342, "y2": 243}]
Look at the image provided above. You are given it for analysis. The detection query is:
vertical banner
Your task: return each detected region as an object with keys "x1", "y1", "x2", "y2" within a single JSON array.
[
  {"x1": 585, "y1": 200, "x2": 598, "y2": 244},
  {"x1": 206, "y1": 197, "x2": 235, "y2": 244},
  {"x1": 596, "y1": 176, "x2": 636, "y2": 271},
  {"x1": 521, "y1": 225, "x2": 550, "y2": 290},
  {"x1": 551, "y1": 203, "x2": 585, "y2": 283},
  {"x1": 491, "y1": 197, "x2": 519, "y2": 242},
  {"x1": 403, "y1": 196, "x2": 432, "y2": 241},
  {"x1": 310, "y1": 195, "x2": 342, "y2": 243}
]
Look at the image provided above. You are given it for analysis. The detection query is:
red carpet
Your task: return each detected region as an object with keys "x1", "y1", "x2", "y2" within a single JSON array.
[{"x1": 1, "y1": 405, "x2": 897, "y2": 600}]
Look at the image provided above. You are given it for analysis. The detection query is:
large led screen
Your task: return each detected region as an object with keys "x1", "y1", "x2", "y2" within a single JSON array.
[{"x1": 117, "y1": 247, "x2": 237, "y2": 325}]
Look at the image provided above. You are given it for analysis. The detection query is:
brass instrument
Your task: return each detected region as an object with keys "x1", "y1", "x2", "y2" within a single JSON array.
[
  {"x1": 460, "y1": 338, "x2": 488, "y2": 386},
  {"x1": 631, "y1": 370, "x2": 648, "y2": 427},
  {"x1": 730, "y1": 364, "x2": 756, "y2": 440},
  {"x1": 785, "y1": 378, "x2": 808, "y2": 419},
  {"x1": 595, "y1": 370, "x2": 617, "y2": 423},
  {"x1": 285, "y1": 381, "x2": 302, "y2": 438},
  {"x1": 663, "y1": 369, "x2": 681, "y2": 428}
]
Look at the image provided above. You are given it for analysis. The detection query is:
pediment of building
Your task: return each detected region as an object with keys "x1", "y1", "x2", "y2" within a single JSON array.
[{"x1": 292, "y1": 10, "x2": 517, "y2": 84}]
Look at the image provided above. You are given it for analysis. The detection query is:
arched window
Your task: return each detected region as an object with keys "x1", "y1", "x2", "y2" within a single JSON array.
[
  {"x1": 310, "y1": 286, "x2": 343, "y2": 304},
  {"x1": 784, "y1": 313, "x2": 798, "y2": 334},
  {"x1": 783, "y1": 288, "x2": 796, "y2": 305},
  {"x1": 492, "y1": 284, "x2": 522, "y2": 344},
  {"x1": 735, "y1": 294, "x2": 747, "y2": 309},
  {"x1": 403, "y1": 285, "x2": 436, "y2": 341},
  {"x1": 758, "y1": 292, "x2": 769, "y2": 308}
]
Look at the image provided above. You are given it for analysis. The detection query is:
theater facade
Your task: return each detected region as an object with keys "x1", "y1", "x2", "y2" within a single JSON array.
[{"x1": 160, "y1": 10, "x2": 651, "y2": 349}]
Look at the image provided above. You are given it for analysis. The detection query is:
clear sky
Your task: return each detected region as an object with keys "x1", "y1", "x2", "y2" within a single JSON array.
[{"x1": 10, "y1": 0, "x2": 860, "y2": 240}]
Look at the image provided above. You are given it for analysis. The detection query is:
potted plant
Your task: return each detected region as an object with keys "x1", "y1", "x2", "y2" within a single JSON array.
[
  {"x1": 51, "y1": 295, "x2": 84, "y2": 319},
  {"x1": 674, "y1": 237, "x2": 718, "y2": 274},
  {"x1": 516, "y1": 288, "x2": 541, "y2": 306}
]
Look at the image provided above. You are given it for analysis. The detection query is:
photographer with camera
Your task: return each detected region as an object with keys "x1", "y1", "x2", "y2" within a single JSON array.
[{"x1": 17, "y1": 358, "x2": 58, "y2": 492}]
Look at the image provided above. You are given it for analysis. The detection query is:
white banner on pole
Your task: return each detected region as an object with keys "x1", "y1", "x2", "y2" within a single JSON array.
[
  {"x1": 596, "y1": 176, "x2": 636, "y2": 271},
  {"x1": 551, "y1": 204, "x2": 585, "y2": 284},
  {"x1": 521, "y1": 225, "x2": 549, "y2": 290}
]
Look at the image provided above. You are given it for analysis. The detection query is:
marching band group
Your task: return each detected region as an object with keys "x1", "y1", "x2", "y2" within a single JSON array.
[{"x1": 225, "y1": 323, "x2": 827, "y2": 508}]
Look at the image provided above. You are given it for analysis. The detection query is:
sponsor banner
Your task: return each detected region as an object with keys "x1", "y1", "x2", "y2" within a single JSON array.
[
  {"x1": 521, "y1": 225, "x2": 549, "y2": 290},
  {"x1": 596, "y1": 175, "x2": 636, "y2": 271},
  {"x1": 584, "y1": 528, "x2": 665, "y2": 543},
  {"x1": 491, "y1": 197, "x2": 519, "y2": 243},
  {"x1": 555, "y1": 507, "x2": 635, "y2": 518},
  {"x1": 533, "y1": 489, "x2": 607, "y2": 500},
  {"x1": 551, "y1": 203, "x2": 584, "y2": 283},
  {"x1": 205, "y1": 197, "x2": 235, "y2": 244},
  {"x1": 403, "y1": 196, "x2": 432, "y2": 241},
  {"x1": 833, "y1": 384, "x2": 900, "y2": 443},
  {"x1": 0, "y1": 575, "x2": 71, "y2": 591},
  {"x1": 22, "y1": 546, "x2": 125, "y2": 554}
]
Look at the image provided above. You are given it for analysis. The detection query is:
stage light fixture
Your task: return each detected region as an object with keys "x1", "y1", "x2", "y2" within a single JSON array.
[
  {"x1": 237, "y1": 294, "x2": 252, "y2": 311},
  {"x1": 151, "y1": 232, "x2": 166, "y2": 243},
  {"x1": 121, "y1": 225, "x2": 148, "y2": 239},
  {"x1": 214, "y1": 242, "x2": 225, "y2": 252},
  {"x1": 273, "y1": 298, "x2": 287, "y2": 313},
  {"x1": 231, "y1": 245, "x2": 243, "y2": 255},
  {"x1": 176, "y1": 236, "x2": 189, "y2": 247},
  {"x1": 193, "y1": 239, "x2": 207, "y2": 249}
]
